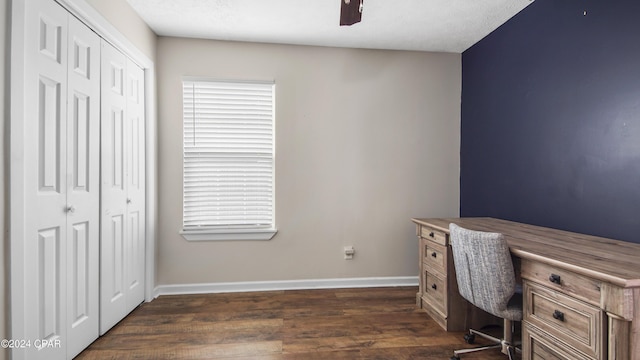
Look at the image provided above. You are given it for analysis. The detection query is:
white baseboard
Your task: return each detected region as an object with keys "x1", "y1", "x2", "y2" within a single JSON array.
[{"x1": 154, "y1": 276, "x2": 418, "y2": 297}]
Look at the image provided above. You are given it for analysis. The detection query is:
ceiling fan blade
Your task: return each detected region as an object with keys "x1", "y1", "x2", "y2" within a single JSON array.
[{"x1": 340, "y1": 0, "x2": 363, "y2": 26}]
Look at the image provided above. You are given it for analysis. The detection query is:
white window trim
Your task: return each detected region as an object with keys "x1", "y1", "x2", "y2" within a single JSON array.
[
  {"x1": 180, "y1": 228, "x2": 277, "y2": 241},
  {"x1": 181, "y1": 78, "x2": 277, "y2": 241}
]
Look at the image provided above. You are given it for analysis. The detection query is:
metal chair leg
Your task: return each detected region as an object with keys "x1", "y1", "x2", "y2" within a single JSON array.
[{"x1": 451, "y1": 319, "x2": 521, "y2": 359}]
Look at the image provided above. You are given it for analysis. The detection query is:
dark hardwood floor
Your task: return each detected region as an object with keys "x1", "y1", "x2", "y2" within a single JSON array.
[{"x1": 77, "y1": 287, "x2": 513, "y2": 359}]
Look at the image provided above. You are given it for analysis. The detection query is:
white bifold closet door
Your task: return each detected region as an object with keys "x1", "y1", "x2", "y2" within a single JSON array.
[
  {"x1": 22, "y1": 0, "x2": 100, "y2": 358},
  {"x1": 100, "y1": 40, "x2": 146, "y2": 335}
]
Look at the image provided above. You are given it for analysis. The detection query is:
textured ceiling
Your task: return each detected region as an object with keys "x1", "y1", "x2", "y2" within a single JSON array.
[{"x1": 127, "y1": 0, "x2": 533, "y2": 53}]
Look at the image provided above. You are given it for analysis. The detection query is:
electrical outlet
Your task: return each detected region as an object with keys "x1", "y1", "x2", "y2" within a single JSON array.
[{"x1": 344, "y1": 246, "x2": 355, "y2": 260}]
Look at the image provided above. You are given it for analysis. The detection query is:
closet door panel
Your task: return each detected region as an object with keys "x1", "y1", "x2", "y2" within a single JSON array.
[
  {"x1": 66, "y1": 14, "x2": 100, "y2": 358},
  {"x1": 100, "y1": 40, "x2": 129, "y2": 334},
  {"x1": 104, "y1": 214, "x2": 125, "y2": 299},
  {"x1": 38, "y1": 227, "x2": 63, "y2": 340},
  {"x1": 125, "y1": 59, "x2": 146, "y2": 311},
  {"x1": 69, "y1": 221, "x2": 89, "y2": 323},
  {"x1": 38, "y1": 76, "x2": 64, "y2": 193},
  {"x1": 24, "y1": 0, "x2": 69, "y2": 358},
  {"x1": 126, "y1": 210, "x2": 144, "y2": 309}
]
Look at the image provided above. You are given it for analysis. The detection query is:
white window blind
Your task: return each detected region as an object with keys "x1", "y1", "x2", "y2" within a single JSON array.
[{"x1": 183, "y1": 79, "x2": 275, "y2": 231}]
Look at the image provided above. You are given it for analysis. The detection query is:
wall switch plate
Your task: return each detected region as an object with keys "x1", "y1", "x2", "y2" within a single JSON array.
[{"x1": 344, "y1": 246, "x2": 355, "y2": 260}]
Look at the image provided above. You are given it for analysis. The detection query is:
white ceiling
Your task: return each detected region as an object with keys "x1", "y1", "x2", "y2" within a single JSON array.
[{"x1": 127, "y1": 0, "x2": 533, "y2": 53}]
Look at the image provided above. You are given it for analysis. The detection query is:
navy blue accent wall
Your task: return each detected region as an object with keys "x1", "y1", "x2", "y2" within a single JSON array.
[{"x1": 461, "y1": 0, "x2": 640, "y2": 243}]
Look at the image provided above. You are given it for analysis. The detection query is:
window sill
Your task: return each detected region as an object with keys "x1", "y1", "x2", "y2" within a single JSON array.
[{"x1": 180, "y1": 228, "x2": 278, "y2": 241}]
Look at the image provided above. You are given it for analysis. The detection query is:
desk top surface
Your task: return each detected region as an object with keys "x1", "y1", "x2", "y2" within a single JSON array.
[{"x1": 412, "y1": 217, "x2": 640, "y2": 288}]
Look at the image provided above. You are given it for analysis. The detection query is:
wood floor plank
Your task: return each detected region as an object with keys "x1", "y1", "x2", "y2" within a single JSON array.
[
  {"x1": 108, "y1": 318, "x2": 283, "y2": 336},
  {"x1": 77, "y1": 286, "x2": 517, "y2": 359},
  {"x1": 77, "y1": 341, "x2": 283, "y2": 359}
]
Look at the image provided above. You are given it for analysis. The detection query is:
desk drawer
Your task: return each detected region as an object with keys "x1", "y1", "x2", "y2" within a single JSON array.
[
  {"x1": 423, "y1": 239, "x2": 446, "y2": 274},
  {"x1": 521, "y1": 259, "x2": 601, "y2": 306},
  {"x1": 524, "y1": 281, "x2": 604, "y2": 359},
  {"x1": 420, "y1": 225, "x2": 447, "y2": 246},
  {"x1": 423, "y1": 270, "x2": 446, "y2": 316},
  {"x1": 523, "y1": 323, "x2": 592, "y2": 360}
]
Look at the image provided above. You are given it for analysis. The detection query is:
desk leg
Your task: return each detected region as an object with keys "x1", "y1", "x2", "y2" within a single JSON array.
[
  {"x1": 632, "y1": 288, "x2": 640, "y2": 360},
  {"x1": 608, "y1": 315, "x2": 630, "y2": 360}
]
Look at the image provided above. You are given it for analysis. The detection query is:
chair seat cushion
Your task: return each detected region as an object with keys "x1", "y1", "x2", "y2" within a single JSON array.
[{"x1": 500, "y1": 292, "x2": 523, "y2": 321}]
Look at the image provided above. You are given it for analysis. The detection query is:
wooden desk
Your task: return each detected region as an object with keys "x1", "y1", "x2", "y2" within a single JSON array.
[{"x1": 412, "y1": 217, "x2": 640, "y2": 360}]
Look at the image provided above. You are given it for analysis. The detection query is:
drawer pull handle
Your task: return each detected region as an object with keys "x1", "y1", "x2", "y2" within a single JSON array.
[
  {"x1": 429, "y1": 232, "x2": 435, "y2": 238},
  {"x1": 552, "y1": 310, "x2": 565, "y2": 322},
  {"x1": 431, "y1": 252, "x2": 437, "y2": 258},
  {"x1": 431, "y1": 284, "x2": 437, "y2": 290},
  {"x1": 549, "y1": 274, "x2": 561, "y2": 285}
]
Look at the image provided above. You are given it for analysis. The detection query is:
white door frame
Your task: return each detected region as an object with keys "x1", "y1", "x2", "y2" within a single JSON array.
[{"x1": 10, "y1": 0, "x2": 157, "y2": 348}]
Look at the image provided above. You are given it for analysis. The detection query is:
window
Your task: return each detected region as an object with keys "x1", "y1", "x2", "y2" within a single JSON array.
[{"x1": 181, "y1": 79, "x2": 276, "y2": 241}]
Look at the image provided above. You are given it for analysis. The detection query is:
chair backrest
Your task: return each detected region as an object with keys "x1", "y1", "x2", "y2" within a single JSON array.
[{"x1": 449, "y1": 223, "x2": 516, "y2": 318}]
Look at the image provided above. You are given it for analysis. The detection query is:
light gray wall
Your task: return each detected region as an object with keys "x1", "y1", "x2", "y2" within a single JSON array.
[
  {"x1": 157, "y1": 37, "x2": 461, "y2": 286},
  {"x1": 84, "y1": 0, "x2": 156, "y2": 60}
]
